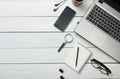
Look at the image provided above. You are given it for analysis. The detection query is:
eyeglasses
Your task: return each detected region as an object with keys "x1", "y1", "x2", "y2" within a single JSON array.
[{"x1": 91, "y1": 59, "x2": 112, "y2": 75}]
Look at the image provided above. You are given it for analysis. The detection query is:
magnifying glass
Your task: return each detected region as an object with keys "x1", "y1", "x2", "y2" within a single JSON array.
[{"x1": 58, "y1": 34, "x2": 73, "y2": 52}]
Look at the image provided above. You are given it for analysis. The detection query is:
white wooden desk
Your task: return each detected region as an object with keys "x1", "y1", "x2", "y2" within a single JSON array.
[{"x1": 0, "y1": 0, "x2": 120, "y2": 79}]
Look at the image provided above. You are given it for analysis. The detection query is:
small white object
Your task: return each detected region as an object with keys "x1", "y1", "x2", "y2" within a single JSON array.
[
  {"x1": 64, "y1": 34, "x2": 73, "y2": 43},
  {"x1": 65, "y1": 42, "x2": 92, "y2": 72}
]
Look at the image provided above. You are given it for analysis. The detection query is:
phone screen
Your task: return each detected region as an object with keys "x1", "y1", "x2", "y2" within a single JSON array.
[{"x1": 54, "y1": 6, "x2": 76, "y2": 32}]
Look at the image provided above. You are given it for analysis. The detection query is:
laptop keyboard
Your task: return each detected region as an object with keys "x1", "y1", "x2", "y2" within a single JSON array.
[{"x1": 86, "y1": 5, "x2": 120, "y2": 42}]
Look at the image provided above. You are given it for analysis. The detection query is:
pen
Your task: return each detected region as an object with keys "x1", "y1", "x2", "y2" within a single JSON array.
[{"x1": 75, "y1": 47, "x2": 79, "y2": 67}]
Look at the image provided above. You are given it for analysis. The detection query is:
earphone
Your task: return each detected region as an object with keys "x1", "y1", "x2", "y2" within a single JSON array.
[
  {"x1": 53, "y1": 3, "x2": 64, "y2": 12},
  {"x1": 53, "y1": 0, "x2": 66, "y2": 12},
  {"x1": 54, "y1": 0, "x2": 65, "y2": 7}
]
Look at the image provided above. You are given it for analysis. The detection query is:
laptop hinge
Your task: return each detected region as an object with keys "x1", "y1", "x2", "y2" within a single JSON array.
[{"x1": 99, "y1": 0, "x2": 104, "y2": 4}]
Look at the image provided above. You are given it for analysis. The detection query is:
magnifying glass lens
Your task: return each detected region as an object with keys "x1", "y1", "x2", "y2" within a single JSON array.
[{"x1": 65, "y1": 34, "x2": 73, "y2": 43}]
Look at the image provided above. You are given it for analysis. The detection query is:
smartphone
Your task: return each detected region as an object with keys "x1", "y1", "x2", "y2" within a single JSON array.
[{"x1": 54, "y1": 6, "x2": 76, "y2": 32}]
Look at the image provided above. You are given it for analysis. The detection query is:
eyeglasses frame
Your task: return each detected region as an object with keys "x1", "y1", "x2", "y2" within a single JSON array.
[{"x1": 91, "y1": 59, "x2": 112, "y2": 75}]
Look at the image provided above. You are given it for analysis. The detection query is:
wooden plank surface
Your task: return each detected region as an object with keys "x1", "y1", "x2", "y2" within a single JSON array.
[
  {"x1": 0, "y1": 48, "x2": 117, "y2": 63},
  {"x1": 0, "y1": 17, "x2": 81, "y2": 32},
  {"x1": 0, "y1": 33, "x2": 94, "y2": 48},
  {"x1": 0, "y1": 0, "x2": 93, "y2": 16},
  {"x1": 0, "y1": 64, "x2": 119, "y2": 79}
]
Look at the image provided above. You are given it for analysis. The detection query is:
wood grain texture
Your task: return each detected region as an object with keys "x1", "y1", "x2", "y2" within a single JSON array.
[
  {"x1": 0, "y1": 0, "x2": 93, "y2": 16},
  {"x1": 0, "y1": 48, "x2": 117, "y2": 63},
  {"x1": 0, "y1": 17, "x2": 81, "y2": 32},
  {"x1": 0, "y1": 33, "x2": 94, "y2": 48}
]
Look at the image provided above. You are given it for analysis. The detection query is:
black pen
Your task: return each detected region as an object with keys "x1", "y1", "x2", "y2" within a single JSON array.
[{"x1": 75, "y1": 47, "x2": 79, "y2": 67}]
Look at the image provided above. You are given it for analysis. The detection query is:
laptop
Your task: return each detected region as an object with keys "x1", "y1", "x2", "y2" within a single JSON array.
[{"x1": 75, "y1": 0, "x2": 120, "y2": 62}]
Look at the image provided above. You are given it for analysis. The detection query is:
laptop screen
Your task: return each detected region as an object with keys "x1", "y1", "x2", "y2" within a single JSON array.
[{"x1": 104, "y1": 0, "x2": 120, "y2": 12}]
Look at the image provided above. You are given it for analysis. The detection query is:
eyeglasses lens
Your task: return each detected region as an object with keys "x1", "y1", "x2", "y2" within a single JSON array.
[{"x1": 100, "y1": 68, "x2": 108, "y2": 75}]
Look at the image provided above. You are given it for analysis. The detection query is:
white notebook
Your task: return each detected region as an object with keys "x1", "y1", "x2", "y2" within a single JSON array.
[{"x1": 65, "y1": 42, "x2": 92, "y2": 72}]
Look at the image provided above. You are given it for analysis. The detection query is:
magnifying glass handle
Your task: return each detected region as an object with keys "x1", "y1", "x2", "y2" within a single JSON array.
[{"x1": 58, "y1": 42, "x2": 66, "y2": 52}]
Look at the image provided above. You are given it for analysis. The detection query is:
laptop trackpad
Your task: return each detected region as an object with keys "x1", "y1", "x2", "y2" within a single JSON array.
[{"x1": 88, "y1": 28, "x2": 108, "y2": 46}]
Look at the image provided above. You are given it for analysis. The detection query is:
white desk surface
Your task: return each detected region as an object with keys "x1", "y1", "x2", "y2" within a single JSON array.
[{"x1": 0, "y1": 0, "x2": 120, "y2": 79}]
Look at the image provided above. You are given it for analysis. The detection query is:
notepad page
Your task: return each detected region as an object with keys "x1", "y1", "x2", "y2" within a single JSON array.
[{"x1": 65, "y1": 42, "x2": 92, "y2": 72}]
